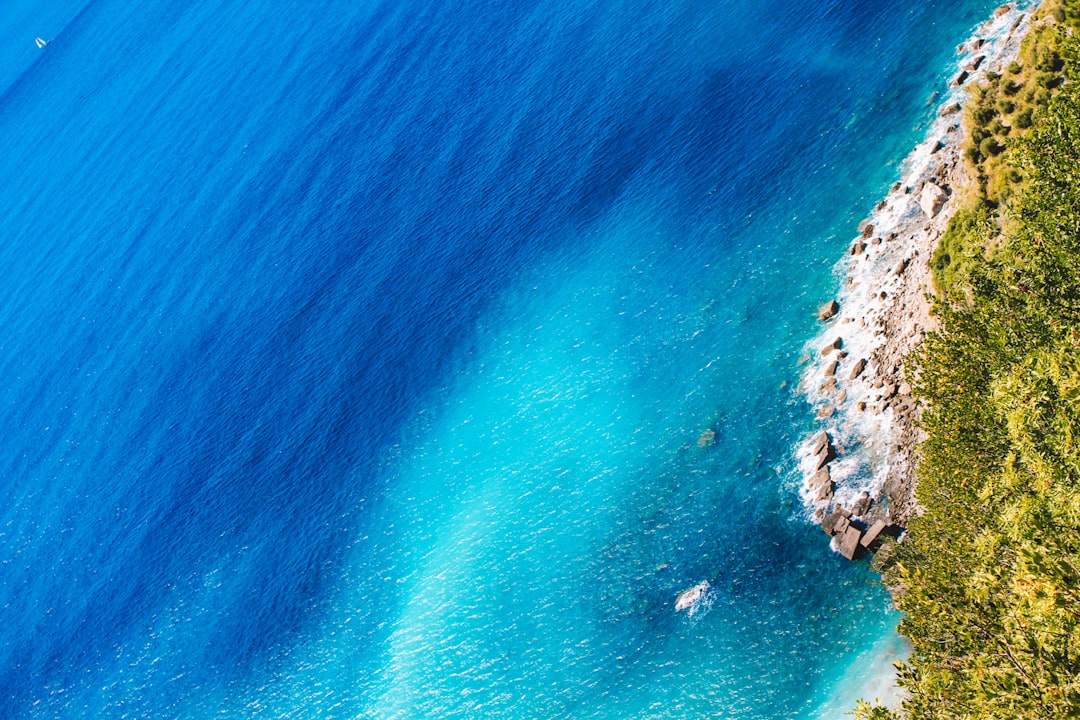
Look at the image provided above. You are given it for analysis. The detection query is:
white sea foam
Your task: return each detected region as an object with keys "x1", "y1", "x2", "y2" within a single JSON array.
[{"x1": 795, "y1": 3, "x2": 1035, "y2": 526}]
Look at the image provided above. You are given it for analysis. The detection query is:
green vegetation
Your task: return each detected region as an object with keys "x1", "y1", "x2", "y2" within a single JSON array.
[{"x1": 855, "y1": 4, "x2": 1080, "y2": 718}]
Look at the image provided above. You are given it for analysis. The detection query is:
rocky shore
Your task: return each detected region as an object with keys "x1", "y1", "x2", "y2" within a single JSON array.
[{"x1": 796, "y1": 4, "x2": 1033, "y2": 558}]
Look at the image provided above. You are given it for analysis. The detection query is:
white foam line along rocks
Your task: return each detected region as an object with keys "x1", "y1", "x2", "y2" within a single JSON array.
[{"x1": 795, "y1": 3, "x2": 1032, "y2": 560}]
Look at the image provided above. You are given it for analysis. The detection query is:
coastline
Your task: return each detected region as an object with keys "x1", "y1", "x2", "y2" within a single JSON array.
[{"x1": 795, "y1": 3, "x2": 1034, "y2": 553}]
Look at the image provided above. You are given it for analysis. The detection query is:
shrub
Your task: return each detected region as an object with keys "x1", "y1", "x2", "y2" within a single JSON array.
[
  {"x1": 979, "y1": 136, "x2": 1004, "y2": 157},
  {"x1": 999, "y1": 99, "x2": 1016, "y2": 114},
  {"x1": 1015, "y1": 108, "x2": 1035, "y2": 128},
  {"x1": 972, "y1": 103, "x2": 997, "y2": 125}
]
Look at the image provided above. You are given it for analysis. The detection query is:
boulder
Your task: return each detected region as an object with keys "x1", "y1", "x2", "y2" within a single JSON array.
[
  {"x1": 967, "y1": 55, "x2": 985, "y2": 72},
  {"x1": 954, "y1": 69, "x2": 969, "y2": 86},
  {"x1": 850, "y1": 241, "x2": 867, "y2": 256},
  {"x1": 819, "y1": 300, "x2": 840, "y2": 321},
  {"x1": 860, "y1": 520, "x2": 888, "y2": 548},
  {"x1": 813, "y1": 436, "x2": 837, "y2": 470},
  {"x1": 821, "y1": 337, "x2": 843, "y2": 355},
  {"x1": 861, "y1": 223, "x2": 874, "y2": 239},
  {"x1": 819, "y1": 377, "x2": 838, "y2": 395},
  {"x1": 849, "y1": 358, "x2": 867, "y2": 380},
  {"x1": 940, "y1": 101, "x2": 961, "y2": 116},
  {"x1": 851, "y1": 491, "x2": 872, "y2": 517},
  {"x1": 824, "y1": 360, "x2": 838, "y2": 377},
  {"x1": 898, "y1": 382, "x2": 912, "y2": 396},
  {"x1": 810, "y1": 468, "x2": 833, "y2": 502},
  {"x1": 920, "y1": 182, "x2": 949, "y2": 218},
  {"x1": 822, "y1": 510, "x2": 850, "y2": 537},
  {"x1": 856, "y1": 401, "x2": 867, "y2": 412},
  {"x1": 839, "y1": 525, "x2": 863, "y2": 560},
  {"x1": 811, "y1": 466, "x2": 830, "y2": 486},
  {"x1": 812, "y1": 431, "x2": 831, "y2": 455},
  {"x1": 817, "y1": 404, "x2": 835, "y2": 419},
  {"x1": 893, "y1": 259, "x2": 908, "y2": 275}
]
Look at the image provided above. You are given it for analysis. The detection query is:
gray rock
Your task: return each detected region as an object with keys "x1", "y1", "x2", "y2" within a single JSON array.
[
  {"x1": 899, "y1": 382, "x2": 912, "y2": 396},
  {"x1": 893, "y1": 259, "x2": 908, "y2": 275}
]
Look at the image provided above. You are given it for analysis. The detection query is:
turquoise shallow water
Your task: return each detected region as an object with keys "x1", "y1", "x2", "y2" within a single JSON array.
[{"x1": 0, "y1": 0, "x2": 1008, "y2": 716}]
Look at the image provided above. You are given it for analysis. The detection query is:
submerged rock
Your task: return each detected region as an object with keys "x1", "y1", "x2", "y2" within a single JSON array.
[{"x1": 675, "y1": 581, "x2": 710, "y2": 612}]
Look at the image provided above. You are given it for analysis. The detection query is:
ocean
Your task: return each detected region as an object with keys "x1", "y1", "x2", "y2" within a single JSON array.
[{"x1": 0, "y1": 0, "x2": 1011, "y2": 717}]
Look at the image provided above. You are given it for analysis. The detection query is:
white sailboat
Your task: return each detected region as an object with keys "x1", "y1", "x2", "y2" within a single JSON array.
[{"x1": 35, "y1": 37, "x2": 49, "y2": 49}]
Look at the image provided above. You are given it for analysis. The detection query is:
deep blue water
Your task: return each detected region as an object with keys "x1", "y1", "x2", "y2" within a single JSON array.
[{"x1": 0, "y1": 0, "x2": 1004, "y2": 716}]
